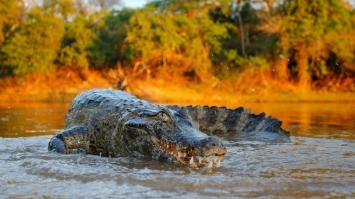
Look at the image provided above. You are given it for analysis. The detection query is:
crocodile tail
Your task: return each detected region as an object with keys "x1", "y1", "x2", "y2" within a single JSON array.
[{"x1": 167, "y1": 105, "x2": 290, "y2": 136}]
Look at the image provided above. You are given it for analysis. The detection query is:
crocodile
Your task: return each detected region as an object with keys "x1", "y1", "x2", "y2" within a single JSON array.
[{"x1": 48, "y1": 89, "x2": 290, "y2": 168}]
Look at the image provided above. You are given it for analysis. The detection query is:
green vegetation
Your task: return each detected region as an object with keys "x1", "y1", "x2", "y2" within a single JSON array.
[{"x1": 0, "y1": 0, "x2": 354, "y2": 91}]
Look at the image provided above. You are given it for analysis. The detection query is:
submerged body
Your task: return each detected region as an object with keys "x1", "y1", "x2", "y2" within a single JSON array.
[{"x1": 48, "y1": 89, "x2": 289, "y2": 167}]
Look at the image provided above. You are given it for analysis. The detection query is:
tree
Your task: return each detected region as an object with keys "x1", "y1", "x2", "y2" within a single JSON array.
[
  {"x1": 124, "y1": 1, "x2": 229, "y2": 82},
  {"x1": 208, "y1": 0, "x2": 270, "y2": 75},
  {"x1": 262, "y1": 0, "x2": 355, "y2": 89},
  {"x1": 1, "y1": 4, "x2": 64, "y2": 75},
  {"x1": 235, "y1": 0, "x2": 247, "y2": 57},
  {"x1": 59, "y1": 14, "x2": 95, "y2": 68},
  {"x1": 0, "y1": 0, "x2": 25, "y2": 44},
  {"x1": 88, "y1": 8, "x2": 134, "y2": 68},
  {"x1": 0, "y1": 0, "x2": 26, "y2": 76}
]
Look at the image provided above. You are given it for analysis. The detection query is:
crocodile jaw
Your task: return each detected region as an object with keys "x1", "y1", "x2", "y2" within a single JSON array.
[{"x1": 150, "y1": 136, "x2": 226, "y2": 168}]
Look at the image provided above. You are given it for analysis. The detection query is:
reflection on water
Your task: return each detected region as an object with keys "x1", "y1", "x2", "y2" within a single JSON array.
[
  {"x1": 0, "y1": 103, "x2": 69, "y2": 137},
  {"x1": 239, "y1": 103, "x2": 355, "y2": 140},
  {"x1": 0, "y1": 102, "x2": 355, "y2": 197},
  {"x1": 1, "y1": 102, "x2": 355, "y2": 139}
]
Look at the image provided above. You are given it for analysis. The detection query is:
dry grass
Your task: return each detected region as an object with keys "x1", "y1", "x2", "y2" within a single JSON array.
[
  {"x1": 130, "y1": 67, "x2": 355, "y2": 104},
  {"x1": 0, "y1": 67, "x2": 113, "y2": 102},
  {"x1": 1, "y1": 67, "x2": 355, "y2": 104},
  {"x1": 132, "y1": 79, "x2": 355, "y2": 105}
]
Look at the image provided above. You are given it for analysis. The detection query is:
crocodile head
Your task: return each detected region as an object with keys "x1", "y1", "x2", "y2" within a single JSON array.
[{"x1": 123, "y1": 107, "x2": 227, "y2": 168}]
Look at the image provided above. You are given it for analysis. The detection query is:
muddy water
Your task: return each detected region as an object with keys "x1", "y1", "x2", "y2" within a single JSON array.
[{"x1": 1, "y1": 102, "x2": 355, "y2": 198}]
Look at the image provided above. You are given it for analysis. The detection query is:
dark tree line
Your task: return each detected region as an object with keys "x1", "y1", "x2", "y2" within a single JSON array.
[{"x1": 1, "y1": 0, "x2": 355, "y2": 90}]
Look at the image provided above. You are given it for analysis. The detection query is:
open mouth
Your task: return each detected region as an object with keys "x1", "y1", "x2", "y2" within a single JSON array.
[{"x1": 151, "y1": 136, "x2": 225, "y2": 168}]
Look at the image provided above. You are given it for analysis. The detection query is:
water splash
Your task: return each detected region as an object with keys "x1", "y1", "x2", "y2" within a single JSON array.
[{"x1": 0, "y1": 136, "x2": 354, "y2": 198}]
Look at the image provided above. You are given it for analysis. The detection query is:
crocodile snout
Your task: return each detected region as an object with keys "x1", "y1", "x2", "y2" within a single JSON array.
[
  {"x1": 170, "y1": 135, "x2": 227, "y2": 168},
  {"x1": 196, "y1": 136, "x2": 227, "y2": 157}
]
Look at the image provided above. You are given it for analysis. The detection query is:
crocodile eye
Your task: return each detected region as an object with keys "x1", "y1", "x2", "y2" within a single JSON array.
[{"x1": 157, "y1": 112, "x2": 172, "y2": 123}]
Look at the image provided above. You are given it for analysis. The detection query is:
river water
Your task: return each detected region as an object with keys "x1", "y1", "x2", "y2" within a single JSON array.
[{"x1": 1, "y1": 102, "x2": 355, "y2": 198}]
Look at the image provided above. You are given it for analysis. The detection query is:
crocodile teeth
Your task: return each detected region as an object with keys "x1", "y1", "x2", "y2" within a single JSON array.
[
  {"x1": 212, "y1": 156, "x2": 217, "y2": 163},
  {"x1": 207, "y1": 160, "x2": 213, "y2": 168},
  {"x1": 206, "y1": 156, "x2": 210, "y2": 162},
  {"x1": 198, "y1": 156, "x2": 202, "y2": 164},
  {"x1": 178, "y1": 152, "x2": 181, "y2": 159},
  {"x1": 218, "y1": 155, "x2": 224, "y2": 162},
  {"x1": 216, "y1": 160, "x2": 221, "y2": 168},
  {"x1": 189, "y1": 157, "x2": 194, "y2": 165},
  {"x1": 182, "y1": 153, "x2": 187, "y2": 157}
]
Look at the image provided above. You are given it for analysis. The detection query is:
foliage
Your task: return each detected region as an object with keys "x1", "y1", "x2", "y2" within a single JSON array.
[
  {"x1": 88, "y1": 9, "x2": 134, "y2": 68},
  {"x1": 261, "y1": 0, "x2": 355, "y2": 88},
  {"x1": 59, "y1": 14, "x2": 95, "y2": 68},
  {"x1": 1, "y1": 4, "x2": 64, "y2": 75},
  {"x1": 124, "y1": 1, "x2": 230, "y2": 80},
  {"x1": 0, "y1": 0, "x2": 24, "y2": 44},
  {"x1": 0, "y1": 0, "x2": 354, "y2": 91}
]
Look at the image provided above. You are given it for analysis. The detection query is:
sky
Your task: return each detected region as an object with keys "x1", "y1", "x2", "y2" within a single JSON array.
[{"x1": 121, "y1": 0, "x2": 147, "y2": 8}]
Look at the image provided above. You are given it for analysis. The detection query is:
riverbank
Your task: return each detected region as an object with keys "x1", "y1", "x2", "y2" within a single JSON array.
[
  {"x1": 131, "y1": 80, "x2": 355, "y2": 105},
  {"x1": 1, "y1": 68, "x2": 355, "y2": 104}
]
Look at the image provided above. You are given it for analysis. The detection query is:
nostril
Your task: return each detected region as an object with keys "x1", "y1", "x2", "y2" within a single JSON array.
[{"x1": 212, "y1": 143, "x2": 216, "y2": 146}]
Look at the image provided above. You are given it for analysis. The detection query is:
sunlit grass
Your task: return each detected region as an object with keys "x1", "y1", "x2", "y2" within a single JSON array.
[
  {"x1": 1, "y1": 68, "x2": 355, "y2": 103},
  {"x1": 133, "y1": 79, "x2": 355, "y2": 105}
]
